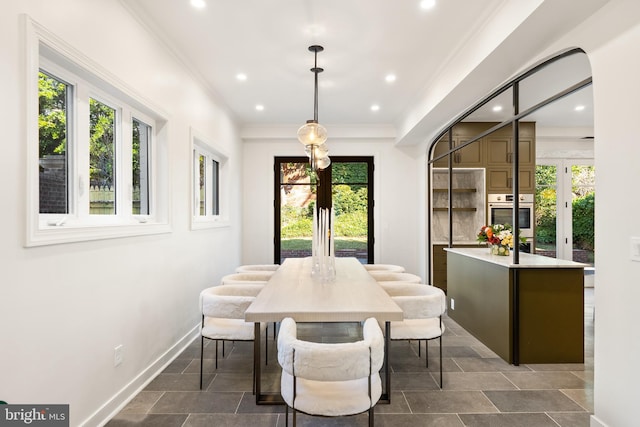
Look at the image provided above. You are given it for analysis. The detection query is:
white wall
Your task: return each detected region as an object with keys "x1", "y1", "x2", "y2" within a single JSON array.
[
  {"x1": 586, "y1": 5, "x2": 640, "y2": 427},
  {"x1": 242, "y1": 134, "x2": 422, "y2": 276},
  {"x1": 521, "y1": 2, "x2": 640, "y2": 426},
  {"x1": 0, "y1": 1, "x2": 243, "y2": 425}
]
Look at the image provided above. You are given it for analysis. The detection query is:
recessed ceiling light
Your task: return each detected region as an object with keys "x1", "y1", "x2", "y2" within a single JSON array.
[
  {"x1": 304, "y1": 24, "x2": 326, "y2": 37},
  {"x1": 575, "y1": 105, "x2": 585, "y2": 111},
  {"x1": 492, "y1": 105, "x2": 503, "y2": 112},
  {"x1": 236, "y1": 73, "x2": 247, "y2": 81},
  {"x1": 190, "y1": 0, "x2": 206, "y2": 9},
  {"x1": 371, "y1": 104, "x2": 380, "y2": 112},
  {"x1": 385, "y1": 74, "x2": 397, "y2": 83},
  {"x1": 255, "y1": 104, "x2": 264, "y2": 111},
  {"x1": 420, "y1": 0, "x2": 436, "y2": 10}
]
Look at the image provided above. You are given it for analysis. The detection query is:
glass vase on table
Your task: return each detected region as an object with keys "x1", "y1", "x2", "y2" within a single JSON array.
[{"x1": 490, "y1": 244, "x2": 510, "y2": 256}]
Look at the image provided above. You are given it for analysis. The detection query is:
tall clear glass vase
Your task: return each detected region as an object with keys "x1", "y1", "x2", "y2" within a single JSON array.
[{"x1": 311, "y1": 207, "x2": 336, "y2": 282}]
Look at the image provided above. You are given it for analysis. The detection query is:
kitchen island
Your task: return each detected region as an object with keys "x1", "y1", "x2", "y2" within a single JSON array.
[{"x1": 444, "y1": 247, "x2": 585, "y2": 365}]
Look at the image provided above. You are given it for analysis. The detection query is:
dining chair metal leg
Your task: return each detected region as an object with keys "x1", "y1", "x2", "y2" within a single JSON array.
[
  {"x1": 199, "y1": 335, "x2": 204, "y2": 390},
  {"x1": 285, "y1": 405, "x2": 289, "y2": 427},
  {"x1": 439, "y1": 335, "x2": 443, "y2": 388},
  {"x1": 215, "y1": 340, "x2": 219, "y2": 369},
  {"x1": 425, "y1": 340, "x2": 429, "y2": 368}
]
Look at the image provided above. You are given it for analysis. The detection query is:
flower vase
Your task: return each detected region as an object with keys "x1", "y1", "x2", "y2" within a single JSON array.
[{"x1": 491, "y1": 244, "x2": 510, "y2": 256}]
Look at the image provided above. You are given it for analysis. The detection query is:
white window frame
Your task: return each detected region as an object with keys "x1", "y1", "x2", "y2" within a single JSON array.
[
  {"x1": 24, "y1": 16, "x2": 171, "y2": 246},
  {"x1": 191, "y1": 128, "x2": 229, "y2": 229}
]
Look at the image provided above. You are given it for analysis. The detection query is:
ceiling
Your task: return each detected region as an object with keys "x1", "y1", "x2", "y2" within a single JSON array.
[{"x1": 122, "y1": 0, "x2": 595, "y2": 140}]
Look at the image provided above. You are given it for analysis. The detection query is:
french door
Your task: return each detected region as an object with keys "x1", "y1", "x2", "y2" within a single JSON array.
[
  {"x1": 535, "y1": 160, "x2": 595, "y2": 266},
  {"x1": 274, "y1": 156, "x2": 374, "y2": 264}
]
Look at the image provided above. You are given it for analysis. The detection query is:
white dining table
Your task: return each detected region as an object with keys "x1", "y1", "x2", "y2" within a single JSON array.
[{"x1": 245, "y1": 256, "x2": 404, "y2": 405}]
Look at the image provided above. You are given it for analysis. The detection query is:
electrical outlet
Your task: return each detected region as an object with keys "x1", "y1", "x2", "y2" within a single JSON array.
[
  {"x1": 114, "y1": 345, "x2": 124, "y2": 367},
  {"x1": 450, "y1": 298, "x2": 455, "y2": 310}
]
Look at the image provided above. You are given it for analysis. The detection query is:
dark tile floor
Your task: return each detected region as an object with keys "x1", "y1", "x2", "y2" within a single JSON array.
[{"x1": 107, "y1": 289, "x2": 594, "y2": 427}]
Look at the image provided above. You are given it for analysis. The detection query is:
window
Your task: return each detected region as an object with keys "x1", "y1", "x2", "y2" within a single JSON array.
[
  {"x1": 133, "y1": 118, "x2": 151, "y2": 215},
  {"x1": 191, "y1": 131, "x2": 228, "y2": 229},
  {"x1": 38, "y1": 70, "x2": 70, "y2": 214},
  {"x1": 26, "y1": 18, "x2": 170, "y2": 246},
  {"x1": 89, "y1": 97, "x2": 117, "y2": 215}
]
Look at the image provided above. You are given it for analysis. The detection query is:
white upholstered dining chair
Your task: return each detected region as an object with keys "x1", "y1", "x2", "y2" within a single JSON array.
[
  {"x1": 277, "y1": 317, "x2": 384, "y2": 427},
  {"x1": 380, "y1": 283, "x2": 447, "y2": 388},
  {"x1": 199, "y1": 284, "x2": 268, "y2": 390},
  {"x1": 221, "y1": 271, "x2": 277, "y2": 338},
  {"x1": 368, "y1": 271, "x2": 421, "y2": 283},
  {"x1": 221, "y1": 272, "x2": 274, "y2": 284},
  {"x1": 235, "y1": 264, "x2": 280, "y2": 273},
  {"x1": 363, "y1": 264, "x2": 405, "y2": 272}
]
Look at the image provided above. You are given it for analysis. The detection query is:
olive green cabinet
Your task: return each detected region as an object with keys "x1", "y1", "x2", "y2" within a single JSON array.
[
  {"x1": 432, "y1": 136, "x2": 483, "y2": 168},
  {"x1": 432, "y1": 244, "x2": 479, "y2": 292},
  {"x1": 486, "y1": 167, "x2": 535, "y2": 193},
  {"x1": 485, "y1": 133, "x2": 535, "y2": 193}
]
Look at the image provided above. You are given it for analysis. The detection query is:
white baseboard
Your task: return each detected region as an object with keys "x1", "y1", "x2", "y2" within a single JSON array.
[
  {"x1": 81, "y1": 324, "x2": 200, "y2": 427},
  {"x1": 590, "y1": 414, "x2": 608, "y2": 427}
]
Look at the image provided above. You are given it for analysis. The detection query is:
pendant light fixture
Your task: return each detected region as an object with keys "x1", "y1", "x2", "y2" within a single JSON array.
[{"x1": 297, "y1": 45, "x2": 330, "y2": 171}]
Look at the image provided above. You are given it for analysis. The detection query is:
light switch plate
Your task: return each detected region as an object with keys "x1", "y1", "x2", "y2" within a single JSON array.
[{"x1": 631, "y1": 237, "x2": 640, "y2": 262}]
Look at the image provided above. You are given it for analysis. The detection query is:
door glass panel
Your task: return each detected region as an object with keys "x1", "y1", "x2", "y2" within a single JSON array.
[
  {"x1": 462, "y1": 87, "x2": 513, "y2": 123},
  {"x1": 331, "y1": 161, "x2": 369, "y2": 263},
  {"x1": 519, "y1": 53, "x2": 592, "y2": 115},
  {"x1": 572, "y1": 165, "x2": 595, "y2": 266},
  {"x1": 535, "y1": 165, "x2": 557, "y2": 258},
  {"x1": 431, "y1": 168, "x2": 450, "y2": 243},
  {"x1": 279, "y1": 162, "x2": 317, "y2": 263},
  {"x1": 432, "y1": 168, "x2": 485, "y2": 244}
]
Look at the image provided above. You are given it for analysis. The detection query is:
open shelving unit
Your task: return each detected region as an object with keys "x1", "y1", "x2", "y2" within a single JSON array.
[
  {"x1": 431, "y1": 168, "x2": 486, "y2": 292},
  {"x1": 431, "y1": 168, "x2": 485, "y2": 243}
]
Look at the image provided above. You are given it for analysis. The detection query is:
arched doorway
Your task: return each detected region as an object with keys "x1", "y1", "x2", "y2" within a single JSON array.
[{"x1": 427, "y1": 49, "x2": 594, "y2": 286}]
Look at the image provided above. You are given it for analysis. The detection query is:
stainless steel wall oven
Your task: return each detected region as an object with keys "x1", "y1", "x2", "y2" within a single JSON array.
[{"x1": 487, "y1": 193, "x2": 534, "y2": 239}]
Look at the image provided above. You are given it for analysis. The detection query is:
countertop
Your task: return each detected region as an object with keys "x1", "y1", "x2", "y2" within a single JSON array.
[
  {"x1": 433, "y1": 241, "x2": 480, "y2": 246},
  {"x1": 444, "y1": 247, "x2": 587, "y2": 269}
]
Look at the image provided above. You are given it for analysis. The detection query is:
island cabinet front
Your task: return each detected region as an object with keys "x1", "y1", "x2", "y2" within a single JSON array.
[{"x1": 445, "y1": 248, "x2": 584, "y2": 365}]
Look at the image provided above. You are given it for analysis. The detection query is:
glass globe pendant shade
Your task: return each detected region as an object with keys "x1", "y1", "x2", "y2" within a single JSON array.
[
  {"x1": 297, "y1": 121, "x2": 327, "y2": 146},
  {"x1": 304, "y1": 143, "x2": 328, "y2": 159},
  {"x1": 316, "y1": 156, "x2": 331, "y2": 170}
]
